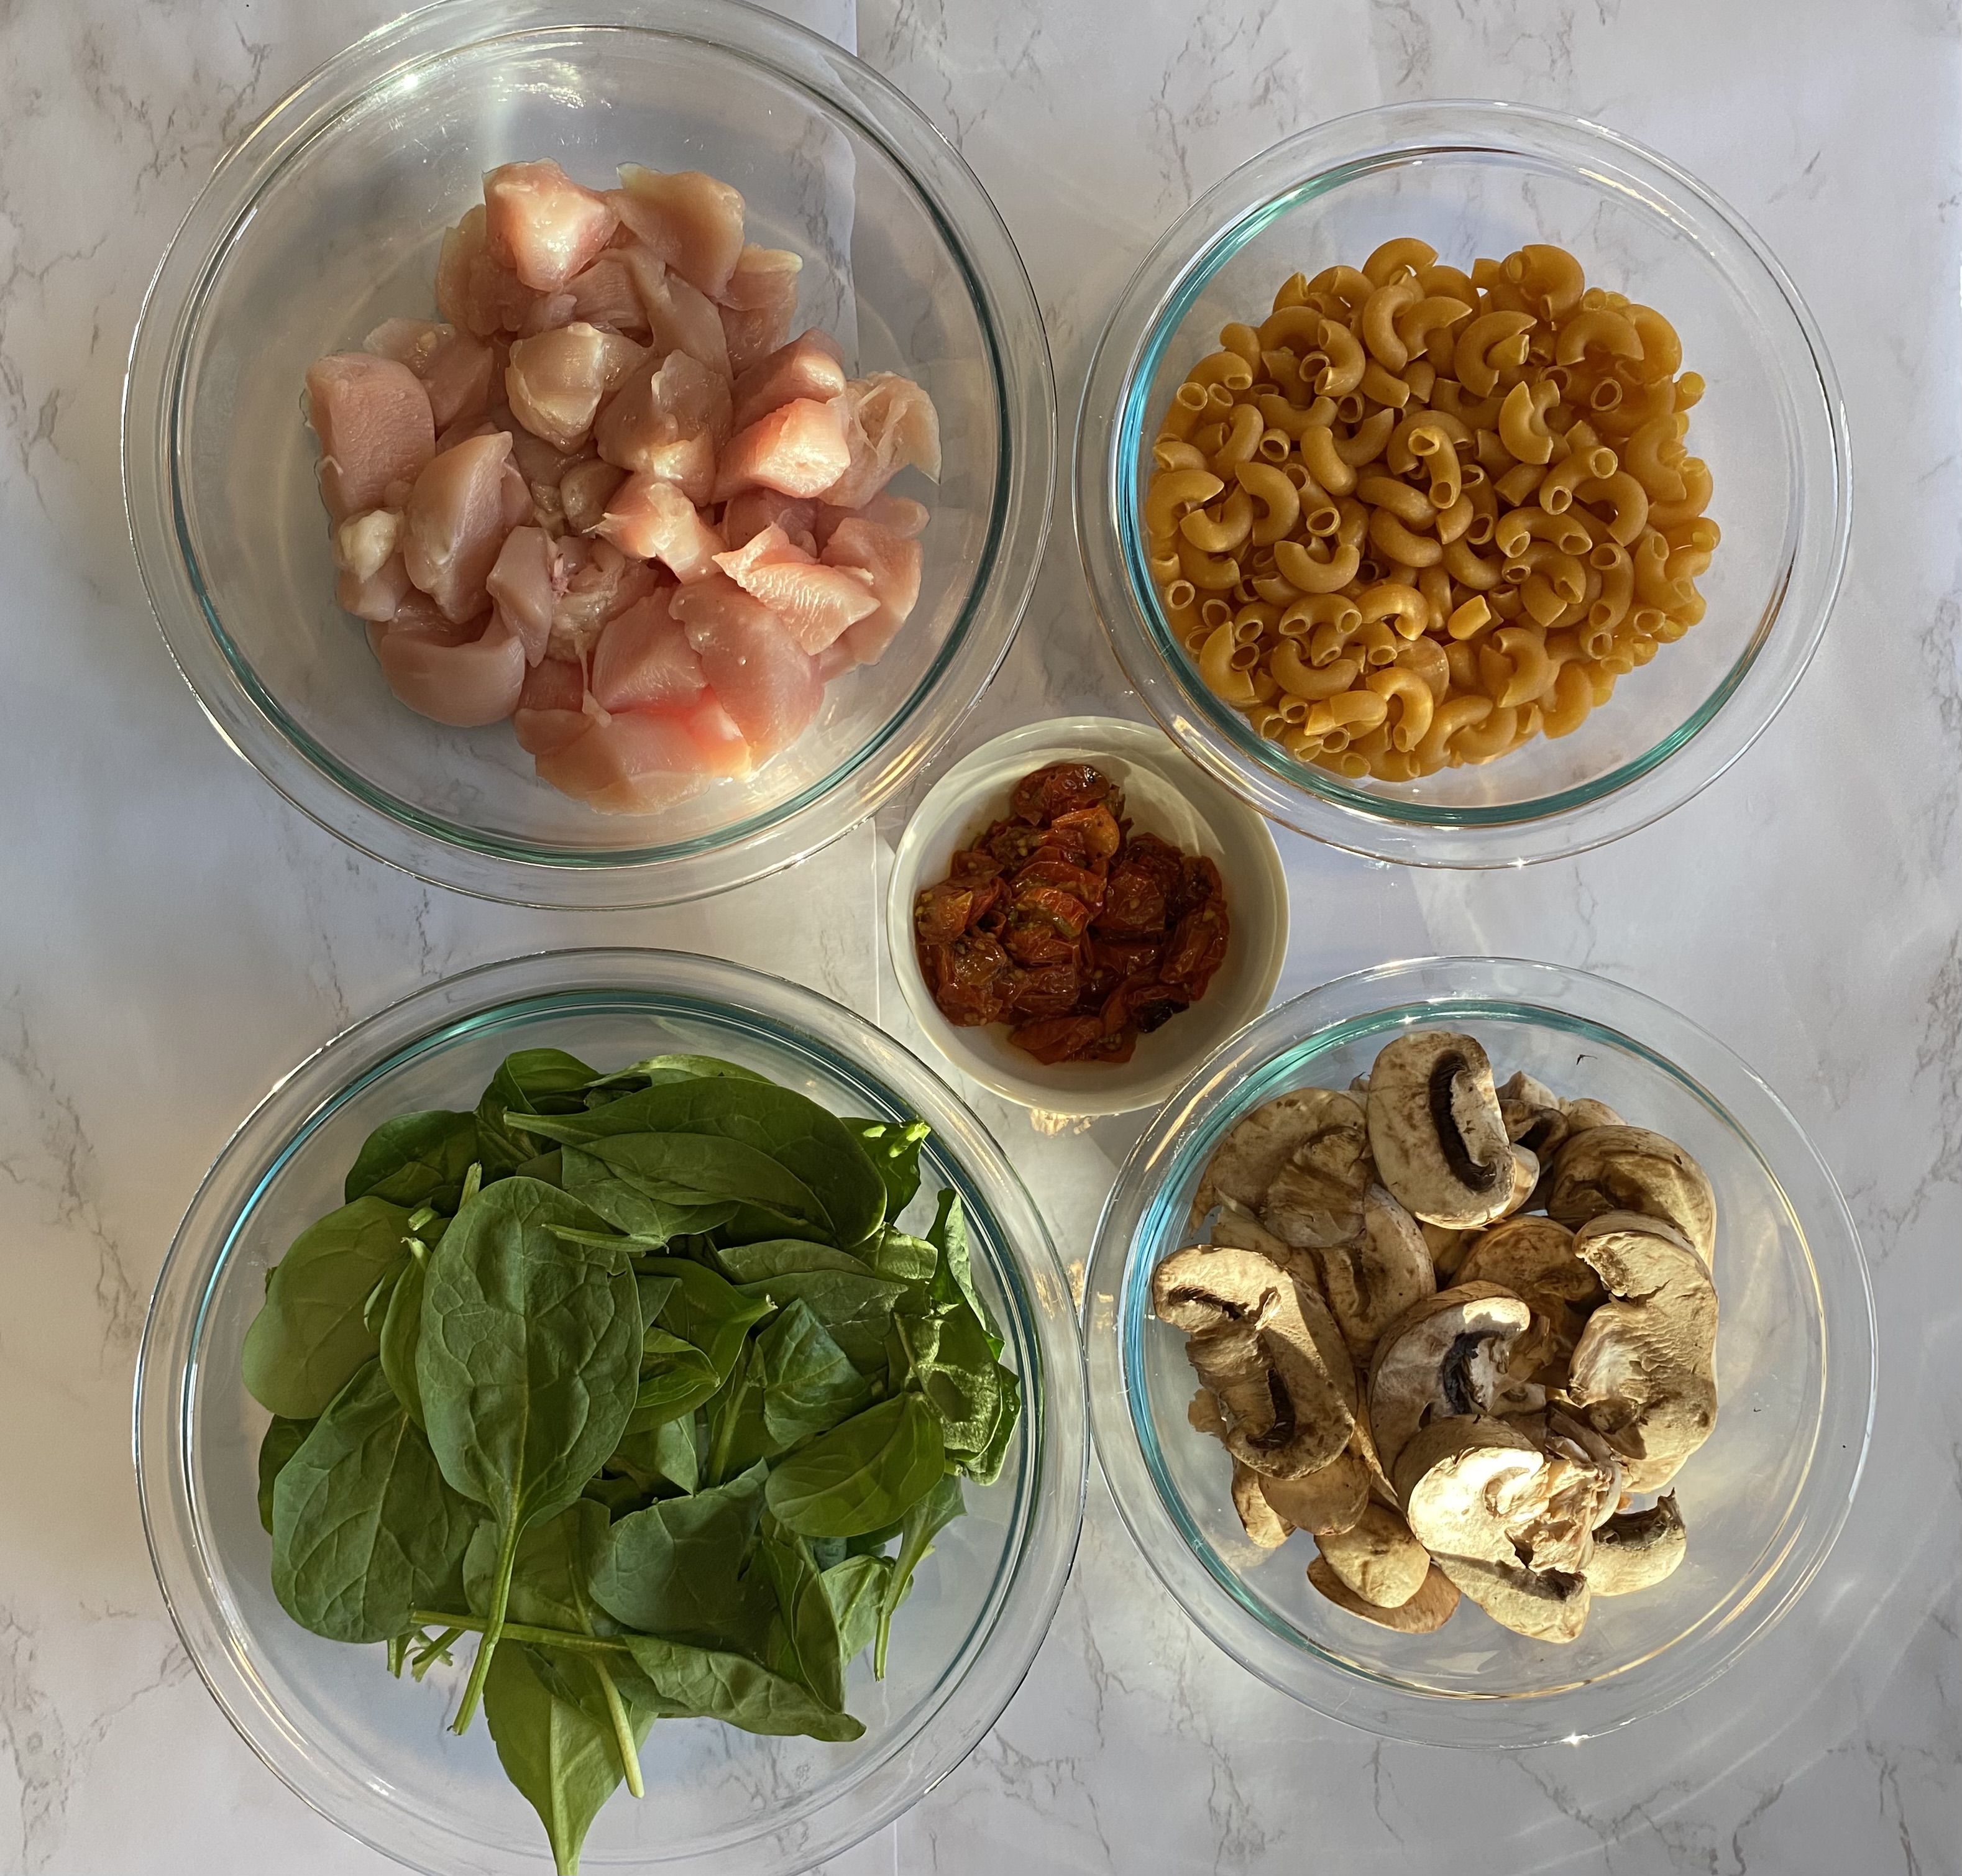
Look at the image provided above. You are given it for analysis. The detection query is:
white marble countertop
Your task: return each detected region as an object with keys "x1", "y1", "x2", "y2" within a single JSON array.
[{"x1": 4, "y1": 0, "x2": 1959, "y2": 1870}]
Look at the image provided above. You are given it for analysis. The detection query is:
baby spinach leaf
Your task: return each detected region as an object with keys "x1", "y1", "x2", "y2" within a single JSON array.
[
  {"x1": 241, "y1": 1197, "x2": 413, "y2": 1419},
  {"x1": 514, "y1": 1147, "x2": 565, "y2": 1187},
  {"x1": 756, "y1": 1528, "x2": 847, "y2": 1709},
  {"x1": 822, "y1": 1553, "x2": 893, "y2": 1665},
  {"x1": 363, "y1": 1259, "x2": 405, "y2": 1338},
  {"x1": 928, "y1": 1189, "x2": 999, "y2": 1351},
  {"x1": 963, "y1": 1365, "x2": 1020, "y2": 1488},
  {"x1": 887, "y1": 1300, "x2": 1003, "y2": 1466},
  {"x1": 843, "y1": 1117, "x2": 931, "y2": 1220},
  {"x1": 866, "y1": 1230, "x2": 937, "y2": 1286},
  {"x1": 607, "y1": 1417, "x2": 699, "y2": 1498},
  {"x1": 616, "y1": 1633, "x2": 864, "y2": 1741},
  {"x1": 582, "y1": 1474, "x2": 654, "y2": 1519},
  {"x1": 417, "y1": 1178, "x2": 641, "y2": 1731},
  {"x1": 843, "y1": 1519, "x2": 906, "y2": 1558},
  {"x1": 484, "y1": 1641, "x2": 646, "y2": 1876},
  {"x1": 270, "y1": 1361, "x2": 480, "y2": 1644},
  {"x1": 344, "y1": 1110, "x2": 480, "y2": 1211},
  {"x1": 476, "y1": 1050, "x2": 600, "y2": 1179},
  {"x1": 255, "y1": 1416, "x2": 314, "y2": 1535},
  {"x1": 764, "y1": 1394, "x2": 945, "y2": 1539},
  {"x1": 378, "y1": 1251, "x2": 426, "y2": 1427},
  {"x1": 735, "y1": 1270, "x2": 913, "y2": 1371},
  {"x1": 587, "y1": 1462, "x2": 772, "y2": 1648},
  {"x1": 465, "y1": 1500, "x2": 615, "y2": 1637},
  {"x1": 626, "y1": 1328, "x2": 720, "y2": 1433},
  {"x1": 584, "y1": 1055, "x2": 769, "y2": 1097},
  {"x1": 639, "y1": 1257, "x2": 773, "y2": 1385},
  {"x1": 633, "y1": 1274, "x2": 679, "y2": 1325},
  {"x1": 577, "y1": 1133, "x2": 830, "y2": 1232},
  {"x1": 875, "y1": 1474, "x2": 965, "y2": 1677},
  {"x1": 560, "y1": 1143, "x2": 739, "y2": 1243},
  {"x1": 715, "y1": 1240, "x2": 873, "y2": 1284},
  {"x1": 756, "y1": 1300, "x2": 871, "y2": 1447}
]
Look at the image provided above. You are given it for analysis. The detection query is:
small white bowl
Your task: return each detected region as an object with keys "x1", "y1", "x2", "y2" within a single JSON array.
[{"x1": 887, "y1": 716, "x2": 1287, "y2": 1116}]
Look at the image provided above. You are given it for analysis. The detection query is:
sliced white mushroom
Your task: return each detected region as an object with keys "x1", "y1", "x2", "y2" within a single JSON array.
[
  {"x1": 1565, "y1": 1212, "x2": 1718, "y2": 1494},
  {"x1": 1190, "y1": 1087, "x2": 1370, "y2": 1240},
  {"x1": 1365, "y1": 1281, "x2": 1533, "y2": 1480},
  {"x1": 1458, "y1": 1215, "x2": 1602, "y2": 1381},
  {"x1": 1257, "y1": 1092, "x2": 1375, "y2": 1248},
  {"x1": 1260, "y1": 1447, "x2": 1370, "y2": 1536},
  {"x1": 1208, "y1": 1198, "x2": 1323, "y2": 1296},
  {"x1": 1394, "y1": 1416, "x2": 1592, "y2": 1642},
  {"x1": 1548, "y1": 1125, "x2": 1717, "y2": 1267},
  {"x1": 1421, "y1": 1220, "x2": 1475, "y2": 1279},
  {"x1": 1317, "y1": 1183, "x2": 1436, "y2": 1360},
  {"x1": 1308, "y1": 1555, "x2": 1460, "y2": 1632},
  {"x1": 1563, "y1": 1097, "x2": 1625, "y2": 1133},
  {"x1": 1586, "y1": 1493, "x2": 1688, "y2": 1595},
  {"x1": 1314, "y1": 1501, "x2": 1431, "y2": 1609},
  {"x1": 1152, "y1": 1247, "x2": 1355, "y2": 1479},
  {"x1": 1498, "y1": 1069, "x2": 1572, "y2": 1160},
  {"x1": 1366, "y1": 1031, "x2": 1518, "y2": 1228},
  {"x1": 1231, "y1": 1460, "x2": 1293, "y2": 1549}
]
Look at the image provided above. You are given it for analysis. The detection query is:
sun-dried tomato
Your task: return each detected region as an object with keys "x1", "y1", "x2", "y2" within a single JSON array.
[{"x1": 914, "y1": 760, "x2": 1230, "y2": 1066}]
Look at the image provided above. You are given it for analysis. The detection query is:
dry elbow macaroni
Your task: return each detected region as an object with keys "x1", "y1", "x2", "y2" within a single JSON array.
[{"x1": 1143, "y1": 239, "x2": 1717, "y2": 780}]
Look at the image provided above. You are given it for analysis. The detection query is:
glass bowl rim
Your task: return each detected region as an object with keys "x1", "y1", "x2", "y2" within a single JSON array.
[
  {"x1": 122, "y1": 0, "x2": 1057, "y2": 909},
  {"x1": 134, "y1": 946, "x2": 1089, "y2": 1873},
  {"x1": 1083, "y1": 953, "x2": 1876, "y2": 1747},
  {"x1": 1072, "y1": 98, "x2": 1853, "y2": 869}
]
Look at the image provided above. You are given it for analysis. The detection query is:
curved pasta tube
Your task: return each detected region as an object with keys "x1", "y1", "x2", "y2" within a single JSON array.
[
  {"x1": 1395, "y1": 295, "x2": 1472, "y2": 360},
  {"x1": 1541, "y1": 661, "x2": 1595, "y2": 738},
  {"x1": 1539, "y1": 441, "x2": 1617, "y2": 513},
  {"x1": 1387, "y1": 408, "x2": 1473, "y2": 474},
  {"x1": 1257, "y1": 304, "x2": 1323, "y2": 352},
  {"x1": 1314, "y1": 320, "x2": 1367, "y2": 396},
  {"x1": 1452, "y1": 704, "x2": 1518, "y2": 764},
  {"x1": 1446, "y1": 594, "x2": 1492, "y2": 641},
  {"x1": 1306, "y1": 265, "x2": 1373, "y2": 313},
  {"x1": 1232, "y1": 601, "x2": 1280, "y2": 641},
  {"x1": 1401, "y1": 359, "x2": 1437, "y2": 403},
  {"x1": 1572, "y1": 470, "x2": 1649, "y2": 545},
  {"x1": 1505, "y1": 243, "x2": 1586, "y2": 319},
  {"x1": 1188, "y1": 349, "x2": 1255, "y2": 391},
  {"x1": 1306, "y1": 619, "x2": 1357, "y2": 667},
  {"x1": 1299, "y1": 425, "x2": 1357, "y2": 495},
  {"x1": 1665, "y1": 516, "x2": 1721, "y2": 555},
  {"x1": 1333, "y1": 498, "x2": 1371, "y2": 551},
  {"x1": 1147, "y1": 546, "x2": 1182, "y2": 586},
  {"x1": 1435, "y1": 492, "x2": 1475, "y2": 545},
  {"x1": 1587, "y1": 542, "x2": 1634, "y2": 632},
  {"x1": 1395, "y1": 633, "x2": 1451, "y2": 702},
  {"x1": 1674, "y1": 372, "x2": 1707, "y2": 411},
  {"x1": 1645, "y1": 459, "x2": 1713, "y2": 530},
  {"x1": 1443, "y1": 538, "x2": 1505, "y2": 591},
  {"x1": 1492, "y1": 625, "x2": 1554, "y2": 705},
  {"x1": 1219, "y1": 322, "x2": 1263, "y2": 367},
  {"x1": 1621, "y1": 418, "x2": 1689, "y2": 502},
  {"x1": 1494, "y1": 505, "x2": 1593, "y2": 558},
  {"x1": 1324, "y1": 689, "x2": 1389, "y2": 734},
  {"x1": 1360, "y1": 275, "x2": 1423, "y2": 370},
  {"x1": 1235, "y1": 462, "x2": 1301, "y2": 546},
  {"x1": 1153, "y1": 438, "x2": 1209, "y2": 474},
  {"x1": 1272, "y1": 643, "x2": 1362, "y2": 700},
  {"x1": 1618, "y1": 305, "x2": 1682, "y2": 383},
  {"x1": 1368, "y1": 506, "x2": 1443, "y2": 569},
  {"x1": 1633, "y1": 530, "x2": 1691, "y2": 610},
  {"x1": 1366, "y1": 667, "x2": 1435, "y2": 751},
  {"x1": 1419, "y1": 562, "x2": 1453, "y2": 627},
  {"x1": 1180, "y1": 487, "x2": 1254, "y2": 552},
  {"x1": 1594, "y1": 373, "x2": 1675, "y2": 439},
  {"x1": 1334, "y1": 408, "x2": 1398, "y2": 467},
  {"x1": 1355, "y1": 474, "x2": 1434, "y2": 528},
  {"x1": 1158, "y1": 380, "x2": 1209, "y2": 441},
  {"x1": 1196, "y1": 622, "x2": 1261, "y2": 707},
  {"x1": 1495, "y1": 460, "x2": 1546, "y2": 508},
  {"x1": 1358, "y1": 359, "x2": 1413, "y2": 408},
  {"x1": 1144, "y1": 467, "x2": 1223, "y2": 536},
  {"x1": 1279, "y1": 592, "x2": 1362, "y2": 639},
  {"x1": 1358, "y1": 620, "x2": 1401, "y2": 666},
  {"x1": 1409, "y1": 426, "x2": 1464, "y2": 508},
  {"x1": 1419, "y1": 262, "x2": 1478, "y2": 304},
  {"x1": 1498, "y1": 380, "x2": 1558, "y2": 465},
  {"x1": 1363, "y1": 237, "x2": 1436, "y2": 285},
  {"x1": 1556, "y1": 307, "x2": 1644, "y2": 367},
  {"x1": 1356, "y1": 579, "x2": 1431, "y2": 639},
  {"x1": 1273, "y1": 537, "x2": 1362, "y2": 593},
  {"x1": 1302, "y1": 495, "x2": 1343, "y2": 538},
  {"x1": 1210, "y1": 401, "x2": 1265, "y2": 472},
  {"x1": 1416, "y1": 693, "x2": 1493, "y2": 768},
  {"x1": 1271, "y1": 273, "x2": 1314, "y2": 313},
  {"x1": 1256, "y1": 392, "x2": 1322, "y2": 439},
  {"x1": 1255, "y1": 428, "x2": 1292, "y2": 464},
  {"x1": 1505, "y1": 542, "x2": 1587, "y2": 602},
  {"x1": 1177, "y1": 536, "x2": 1240, "y2": 592}
]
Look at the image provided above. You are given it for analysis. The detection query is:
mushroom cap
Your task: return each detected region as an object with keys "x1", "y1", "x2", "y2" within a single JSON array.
[
  {"x1": 1421, "y1": 1220, "x2": 1474, "y2": 1279},
  {"x1": 1313, "y1": 1500, "x2": 1431, "y2": 1608},
  {"x1": 1563, "y1": 1097, "x2": 1625, "y2": 1133},
  {"x1": 1567, "y1": 1212, "x2": 1718, "y2": 1494},
  {"x1": 1260, "y1": 1447, "x2": 1370, "y2": 1536},
  {"x1": 1547, "y1": 1125, "x2": 1717, "y2": 1268},
  {"x1": 1209, "y1": 1199, "x2": 1325, "y2": 1297},
  {"x1": 1257, "y1": 1094, "x2": 1375, "y2": 1249},
  {"x1": 1431, "y1": 1555, "x2": 1591, "y2": 1642},
  {"x1": 1498, "y1": 1070, "x2": 1571, "y2": 1158},
  {"x1": 1366, "y1": 1030, "x2": 1518, "y2": 1229},
  {"x1": 1586, "y1": 1493, "x2": 1688, "y2": 1595},
  {"x1": 1231, "y1": 1460, "x2": 1293, "y2": 1549},
  {"x1": 1458, "y1": 1215, "x2": 1602, "y2": 1379},
  {"x1": 1308, "y1": 1556, "x2": 1460, "y2": 1632},
  {"x1": 1155, "y1": 1247, "x2": 1356, "y2": 1480},
  {"x1": 1365, "y1": 1281, "x2": 1533, "y2": 1478},
  {"x1": 1317, "y1": 1183, "x2": 1436, "y2": 1360},
  {"x1": 1191, "y1": 1087, "x2": 1369, "y2": 1238}
]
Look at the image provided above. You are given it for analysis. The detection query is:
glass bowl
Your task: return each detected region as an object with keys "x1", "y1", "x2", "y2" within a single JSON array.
[
  {"x1": 1075, "y1": 101, "x2": 1850, "y2": 868},
  {"x1": 1084, "y1": 956, "x2": 1874, "y2": 1746},
  {"x1": 135, "y1": 949, "x2": 1086, "y2": 1874},
  {"x1": 123, "y1": 0, "x2": 1054, "y2": 908}
]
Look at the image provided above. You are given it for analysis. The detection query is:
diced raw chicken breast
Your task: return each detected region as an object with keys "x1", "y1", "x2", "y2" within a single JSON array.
[
  {"x1": 547, "y1": 538, "x2": 662, "y2": 664},
  {"x1": 512, "y1": 654, "x2": 589, "y2": 755},
  {"x1": 677, "y1": 693, "x2": 751, "y2": 776},
  {"x1": 620, "y1": 247, "x2": 732, "y2": 379},
  {"x1": 306, "y1": 354, "x2": 435, "y2": 522},
  {"x1": 815, "y1": 639, "x2": 857, "y2": 683},
  {"x1": 720, "y1": 488, "x2": 817, "y2": 552},
  {"x1": 820, "y1": 374, "x2": 942, "y2": 509},
  {"x1": 535, "y1": 708, "x2": 712, "y2": 814},
  {"x1": 610, "y1": 168, "x2": 746, "y2": 298},
  {"x1": 825, "y1": 516, "x2": 925, "y2": 666},
  {"x1": 567, "y1": 255, "x2": 650, "y2": 336},
  {"x1": 437, "y1": 206, "x2": 541, "y2": 337},
  {"x1": 718, "y1": 244, "x2": 802, "y2": 376},
  {"x1": 713, "y1": 398, "x2": 851, "y2": 501},
  {"x1": 595, "y1": 349, "x2": 733, "y2": 492},
  {"x1": 506, "y1": 323, "x2": 647, "y2": 452},
  {"x1": 559, "y1": 459, "x2": 626, "y2": 534},
  {"x1": 815, "y1": 491, "x2": 930, "y2": 546},
  {"x1": 435, "y1": 411, "x2": 502, "y2": 455},
  {"x1": 591, "y1": 593, "x2": 707, "y2": 712},
  {"x1": 595, "y1": 476, "x2": 725, "y2": 582},
  {"x1": 364, "y1": 319, "x2": 452, "y2": 373},
  {"x1": 403, "y1": 431, "x2": 515, "y2": 623},
  {"x1": 485, "y1": 524, "x2": 559, "y2": 664},
  {"x1": 337, "y1": 552, "x2": 415, "y2": 623},
  {"x1": 510, "y1": 424, "x2": 579, "y2": 488},
  {"x1": 375, "y1": 606, "x2": 526, "y2": 726},
  {"x1": 731, "y1": 329, "x2": 848, "y2": 434},
  {"x1": 671, "y1": 574, "x2": 822, "y2": 758},
  {"x1": 484, "y1": 160, "x2": 620, "y2": 293},
  {"x1": 518, "y1": 291, "x2": 580, "y2": 336},
  {"x1": 500, "y1": 459, "x2": 534, "y2": 530},
  {"x1": 334, "y1": 508, "x2": 402, "y2": 581},
  {"x1": 422, "y1": 333, "x2": 496, "y2": 430},
  {"x1": 713, "y1": 523, "x2": 877, "y2": 654}
]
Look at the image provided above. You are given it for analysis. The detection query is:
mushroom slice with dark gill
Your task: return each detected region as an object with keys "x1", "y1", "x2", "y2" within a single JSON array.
[{"x1": 1366, "y1": 1030, "x2": 1518, "y2": 1229}]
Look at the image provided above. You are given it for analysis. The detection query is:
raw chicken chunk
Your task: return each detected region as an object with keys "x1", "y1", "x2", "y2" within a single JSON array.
[
  {"x1": 485, "y1": 524, "x2": 559, "y2": 664},
  {"x1": 620, "y1": 247, "x2": 733, "y2": 379},
  {"x1": 671, "y1": 574, "x2": 823, "y2": 758},
  {"x1": 679, "y1": 693, "x2": 751, "y2": 776},
  {"x1": 536, "y1": 708, "x2": 712, "y2": 814},
  {"x1": 821, "y1": 373, "x2": 942, "y2": 508},
  {"x1": 567, "y1": 254, "x2": 650, "y2": 335},
  {"x1": 512, "y1": 655, "x2": 589, "y2": 755},
  {"x1": 403, "y1": 431, "x2": 515, "y2": 622},
  {"x1": 714, "y1": 524, "x2": 878, "y2": 654},
  {"x1": 375, "y1": 607, "x2": 526, "y2": 726},
  {"x1": 713, "y1": 398, "x2": 851, "y2": 501},
  {"x1": 823, "y1": 516, "x2": 924, "y2": 666},
  {"x1": 610, "y1": 167, "x2": 746, "y2": 298},
  {"x1": 306, "y1": 354, "x2": 435, "y2": 521},
  {"x1": 364, "y1": 318, "x2": 452, "y2": 373},
  {"x1": 595, "y1": 348, "x2": 732, "y2": 495},
  {"x1": 422, "y1": 332, "x2": 496, "y2": 430},
  {"x1": 559, "y1": 459, "x2": 627, "y2": 534},
  {"x1": 595, "y1": 477, "x2": 725, "y2": 582},
  {"x1": 506, "y1": 323, "x2": 646, "y2": 452},
  {"x1": 590, "y1": 593, "x2": 707, "y2": 712},
  {"x1": 485, "y1": 160, "x2": 620, "y2": 293},
  {"x1": 718, "y1": 244, "x2": 802, "y2": 375},
  {"x1": 436, "y1": 206, "x2": 540, "y2": 337},
  {"x1": 720, "y1": 488, "x2": 817, "y2": 552},
  {"x1": 731, "y1": 329, "x2": 847, "y2": 434}
]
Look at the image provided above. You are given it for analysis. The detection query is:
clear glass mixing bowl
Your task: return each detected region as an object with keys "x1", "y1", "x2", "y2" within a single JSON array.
[
  {"x1": 1085, "y1": 957, "x2": 1874, "y2": 1745},
  {"x1": 1076, "y1": 101, "x2": 1850, "y2": 867},
  {"x1": 124, "y1": 0, "x2": 1054, "y2": 907},
  {"x1": 136, "y1": 950, "x2": 1086, "y2": 1874}
]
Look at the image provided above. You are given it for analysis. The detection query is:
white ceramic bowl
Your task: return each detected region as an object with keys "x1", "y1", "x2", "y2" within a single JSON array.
[{"x1": 886, "y1": 717, "x2": 1286, "y2": 1117}]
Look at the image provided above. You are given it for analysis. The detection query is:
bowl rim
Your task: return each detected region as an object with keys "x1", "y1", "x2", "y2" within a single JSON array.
[
  {"x1": 1072, "y1": 98, "x2": 1853, "y2": 869},
  {"x1": 1083, "y1": 954, "x2": 1877, "y2": 1747},
  {"x1": 883, "y1": 715, "x2": 1290, "y2": 1117},
  {"x1": 133, "y1": 947, "x2": 1089, "y2": 1874},
  {"x1": 121, "y1": 0, "x2": 1057, "y2": 910}
]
